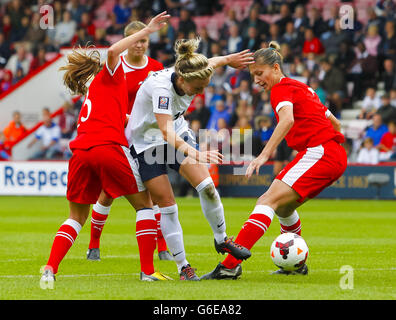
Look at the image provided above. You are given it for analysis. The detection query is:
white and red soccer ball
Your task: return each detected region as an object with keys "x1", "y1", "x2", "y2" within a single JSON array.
[{"x1": 270, "y1": 233, "x2": 309, "y2": 271}]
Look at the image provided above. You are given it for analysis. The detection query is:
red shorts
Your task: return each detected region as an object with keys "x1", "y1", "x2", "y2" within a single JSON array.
[
  {"x1": 276, "y1": 140, "x2": 347, "y2": 203},
  {"x1": 67, "y1": 144, "x2": 145, "y2": 204}
]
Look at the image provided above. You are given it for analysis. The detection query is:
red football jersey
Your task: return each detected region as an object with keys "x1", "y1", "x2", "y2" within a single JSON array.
[
  {"x1": 121, "y1": 54, "x2": 163, "y2": 113},
  {"x1": 69, "y1": 60, "x2": 129, "y2": 151},
  {"x1": 270, "y1": 77, "x2": 344, "y2": 151}
]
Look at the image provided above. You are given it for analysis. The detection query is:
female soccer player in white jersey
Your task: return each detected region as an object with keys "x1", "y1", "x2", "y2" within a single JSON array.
[
  {"x1": 86, "y1": 20, "x2": 173, "y2": 263},
  {"x1": 40, "y1": 12, "x2": 173, "y2": 285},
  {"x1": 125, "y1": 38, "x2": 254, "y2": 280},
  {"x1": 201, "y1": 41, "x2": 347, "y2": 280}
]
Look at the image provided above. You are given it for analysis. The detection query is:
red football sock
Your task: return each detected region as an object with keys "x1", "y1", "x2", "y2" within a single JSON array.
[
  {"x1": 279, "y1": 210, "x2": 302, "y2": 236},
  {"x1": 45, "y1": 219, "x2": 82, "y2": 274},
  {"x1": 153, "y1": 205, "x2": 168, "y2": 252},
  {"x1": 222, "y1": 205, "x2": 274, "y2": 269},
  {"x1": 88, "y1": 202, "x2": 111, "y2": 249},
  {"x1": 136, "y1": 208, "x2": 157, "y2": 275}
]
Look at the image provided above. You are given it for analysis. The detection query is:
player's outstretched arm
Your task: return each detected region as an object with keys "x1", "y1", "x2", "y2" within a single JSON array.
[
  {"x1": 155, "y1": 113, "x2": 223, "y2": 164},
  {"x1": 208, "y1": 49, "x2": 254, "y2": 70},
  {"x1": 107, "y1": 11, "x2": 170, "y2": 71},
  {"x1": 246, "y1": 105, "x2": 294, "y2": 179}
]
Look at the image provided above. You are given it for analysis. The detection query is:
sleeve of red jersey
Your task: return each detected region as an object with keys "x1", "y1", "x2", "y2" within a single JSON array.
[
  {"x1": 270, "y1": 84, "x2": 294, "y2": 115},
  {"x1": 104, "y1": 58, "x2": 123, "y2": 80}
]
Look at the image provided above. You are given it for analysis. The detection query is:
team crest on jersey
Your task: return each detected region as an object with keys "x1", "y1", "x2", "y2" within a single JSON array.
[{"x1": 158, "y1": 96, "x2": 169, "y2": 110}]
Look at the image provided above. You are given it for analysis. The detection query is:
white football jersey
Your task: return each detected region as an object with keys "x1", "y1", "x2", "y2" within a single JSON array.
[{"x1": 125, "y1": 67, "x2": 193, "y2": 154}]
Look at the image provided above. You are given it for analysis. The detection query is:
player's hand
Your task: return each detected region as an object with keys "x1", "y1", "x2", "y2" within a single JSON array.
[
  {"x1": 146, "y1": 11, "x2": 170, "y2": 33},
  {"x1": 124, "y1": 114, "x2": 130, "y2": 128},
  {"x1": 228, "y1": 50, "x2": 255, "y2": 69},
  {"x1": 245, "y1": 154, "x2": 269, "y2": 179},
  {"x1": 197, "y1": 150, "x2": 224, "y2": 164}
]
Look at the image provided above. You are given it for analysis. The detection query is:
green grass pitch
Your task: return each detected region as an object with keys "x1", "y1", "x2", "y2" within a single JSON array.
[{"x1": 0, "y1": 196, "x2": 395, "y2": 300}]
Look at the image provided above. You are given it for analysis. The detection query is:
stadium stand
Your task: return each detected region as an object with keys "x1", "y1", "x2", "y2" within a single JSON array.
[{"x1": 0, "y1": 0, "x2": 395, "y2": 163}]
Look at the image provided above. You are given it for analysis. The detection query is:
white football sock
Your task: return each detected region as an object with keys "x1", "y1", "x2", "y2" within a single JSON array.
[
  {"x1": 196, "y1": 177, "x2": 227, "y2": 244},
  {"x1": 159, "y1": 204, "x2": 188, "y2": 273}
]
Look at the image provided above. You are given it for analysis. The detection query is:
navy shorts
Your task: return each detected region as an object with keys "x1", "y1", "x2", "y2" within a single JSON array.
[{"x1": 130, "y1": 130, "x2": 198, "y2": 182}]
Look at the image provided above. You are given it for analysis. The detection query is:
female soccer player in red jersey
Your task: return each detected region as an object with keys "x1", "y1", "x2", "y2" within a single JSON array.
[
  {"x1": 201, "y1": 41, "x2": 347, "y2": 280},
  {"x1": 86, "y1": 20, "x2": 172, "y2": 263},
  {"x1": 40, "y1": 12, "x2": 172, "y2": 285}
]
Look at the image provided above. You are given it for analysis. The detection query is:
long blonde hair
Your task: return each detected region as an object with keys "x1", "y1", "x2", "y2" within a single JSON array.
[
  {"x1": 59, "y1": 46, "x2": 102, "y2": 96},
  {"x1": 174, "y1": 38, "x2": 214, "y2": 81}
]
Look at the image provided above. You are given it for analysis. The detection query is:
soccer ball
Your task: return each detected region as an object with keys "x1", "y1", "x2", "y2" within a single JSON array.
[{"x1": 270, "y1": 233, "x2": 309, "y2": 271}]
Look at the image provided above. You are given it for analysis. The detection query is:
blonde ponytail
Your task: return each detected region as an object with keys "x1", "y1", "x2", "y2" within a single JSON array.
[{"x1": 174, "y1": 38, "x2": 214, "y2": 81}]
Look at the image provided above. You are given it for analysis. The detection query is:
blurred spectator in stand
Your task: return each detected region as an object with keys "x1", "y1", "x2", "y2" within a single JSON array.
[
  {"x1": 29, "y1": 46, "x2": 47, "y2": 73},
  {"x1": 365, "y1": 7, "x2": 385, "y2": 35},
  {"x1": 319, "y1": 57, "x2": 346, "y2": 100},
  {"x1": 334, "y1": 41, "x2": 356, "y2": 75},
  {"x1": 3, "y1": 110, "x2": 26, "y2": 147},
  {"x1": 197, "y1": 27, "x2": 214, "y2": 58},
  {"x1": 267, "y1": 23, "x2": 282, "y2": 44},
  {"x1": 185, "y1": 95, "x2": 211, "y2": 129},
  {"x1": 0, "y1": 132, "x2": 11, "y2": 160},
  {"x1": 305, "y1": 52, "x2": 319, "y2": 73},
  {"x1": 2, "y1": 14, "x2": 12, "y2": 41},
  {"x1": 232, "y1": 79, "x2": 253, "y2": 105},
  {"x1": 0, "y1": 33, "x2": 11, "y2": 65},
  {"x1": 10, "y1": 15, "x2": 29, "y2": 43},
  {"x1": 280, "y1": 22, "x2": 303, "y2": 53},
  {"x1": 5, "y1": 45, "x2": 30, "y2": 77},
  {"x1": 377, "y1": 120, "x2": 396, "y2": 161},
  {"x1": 356, "y1": 137, "x2": 379, "y2": 164},
  {"x1": 359, "y1": 87, "x2": 382, "y2": 119},
  {"x1": 390, "y1": 89, "x2": 396, "y2": 107},
  {"x1": 240, "y1": 26, "x2": 261, "y2": 51},
  {"x1": 53, "y1": 11, "x2": 77, "y2": 47},
  {"x1": 79, "y1": 12, "x2": 96, "y2": 39},
  {"x1": 308, "y1": 7, "x2": 327, "y2": 37},
  {"x1": 364, "y1": 113, "x2": 388, "y2": 146},
  {"x1": 12, "y1": 67, "x2": 24, "y2": 84},
  {"x1": 0, "y1": 69, "x2": 12, "y2": 93},
  {"x1": 225, "y1": 23, "x2": 242, "y2": 54},
  {"x1": 6, "y1": 0, "x2": 23, "y2": 32},
  {"x1": 211, "y1": 66, "x2": 228, "y2": 91},
  {"x1": 229, "y1": 99, "x2": 248, "y2": 128},
  {"x1": 106, "y1": 12, "x2": 124, "y2": 35},
  {"x1": 178, "y1": 9, "x2": 196, "y2": 36},
  {"x1": 324, "y1": 6, "x2": 338, "y2": 33},
  {"x1": 206, "y1": 100, "x2": 230, "y2": 130},
  {"x1": 381, "y1": 58, "x2": 396, "y2": 92},
  {"x1": 293, "y1": 4, "x2": 309, "y2": 33},
  {"x1": 377, "y1": 93, "x2": 396, "y2": 124},
  {"x1": 276, "y1": 4, "x2": 293, "y2": 35},
  {"x1": 252, "y1": 115, "x2": 274, "y2": 155},
  {"x1": 321, "y1": 18, "x2": 351, "y2": 58},
  {"x1": 28, "y1": 109, "x2": 61, "y2": 160},
  {"x1": 279, "y1": 43, "x2": 294, "y2": 74},
  {"x1": 255, "y1": 90, "x2": 273, "y2": 118},
  {"x1": 219, "y1": 8, "x2": 239, "y2": 46},
  {"x1": 23, "y1": 12, "x2": 46, "y2": 52},
  {"x1": 302, "y1": 28, "x2": 325, "y2": 57},
  {"x1": 363, "y1": 24, "x2": 382, "y2": 57},
  {"x1": 240, "y1": 6, "x2": 269, "y2": 41},
  {"x1": 273, "y1": 139, "x2": 294, "y2": 178},
  {"x1": 310, "y1": 77, "x2": 326, "y2": 104},
  {"x1": 72, "y1": 27, "x2": 94, "y2": 47},
  {"x1": 94, "y1": 28, "x2": 111, "y2": 46},
  {"x1": 379, "y1": 20, "x2": 396, "y2": 62},
  {"x1": 58, "y1": 101, "x2": 77, "y2": 139},
  {"x1": 67, "y1": 0, "x2": 87, "y2": 24}
]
